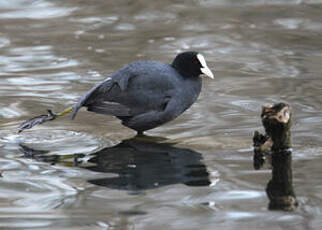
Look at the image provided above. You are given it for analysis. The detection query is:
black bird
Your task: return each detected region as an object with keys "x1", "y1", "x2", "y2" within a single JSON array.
[{"x1": 72, "y1": 51, "x2": 214, "y2": 134}]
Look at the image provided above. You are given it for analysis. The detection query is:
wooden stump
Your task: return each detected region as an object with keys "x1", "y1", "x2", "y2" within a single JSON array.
[{"x1": 253, "y1": 103, "x2": 298, "y2": 211}]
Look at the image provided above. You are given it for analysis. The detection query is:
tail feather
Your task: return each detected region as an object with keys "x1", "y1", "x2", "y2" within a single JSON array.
[
  {"x1": 87, "y1": 101, "x2": 131, "y2": 116},
  {"x1": 72, "y1": 78, "x2": 112, "y2": 120}
]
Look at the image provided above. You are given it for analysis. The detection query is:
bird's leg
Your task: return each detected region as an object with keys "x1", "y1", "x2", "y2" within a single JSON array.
[
  {"x1": 17, "y1": 106, "x2": 74, "y2": 133},
  {"x1": 56, "y1": 106, "x2": 74, "y2": 118},
  {"x1": 136, "y1": 131, "x2": 144, "y2": 136}
]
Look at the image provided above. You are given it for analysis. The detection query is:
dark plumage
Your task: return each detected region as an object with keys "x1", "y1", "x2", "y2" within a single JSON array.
[{"x1": 72, "y1": 51, "x2": 214, "y2": 133}]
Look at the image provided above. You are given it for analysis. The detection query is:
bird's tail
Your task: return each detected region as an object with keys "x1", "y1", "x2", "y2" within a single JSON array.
[{"x1": 71, "y1": 78, "x2": 111, "y2": 120}]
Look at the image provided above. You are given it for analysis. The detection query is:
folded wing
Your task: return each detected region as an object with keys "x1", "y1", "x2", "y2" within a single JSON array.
[{"x1": 71, "y1": 77, "x2": 133, "y2": 119}]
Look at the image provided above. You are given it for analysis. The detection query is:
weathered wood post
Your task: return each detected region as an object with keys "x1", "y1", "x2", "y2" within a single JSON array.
[{"x1": 253, "y1": 103, "x2": 297, "y2": 211}]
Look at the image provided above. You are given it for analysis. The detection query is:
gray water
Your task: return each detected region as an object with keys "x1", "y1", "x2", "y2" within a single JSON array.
[{"x1": 0, "y1": 0, "x2": 322, "y2": 229}]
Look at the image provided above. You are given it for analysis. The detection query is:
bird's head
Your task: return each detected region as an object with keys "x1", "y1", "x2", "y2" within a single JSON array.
[{"x1": 171, "y1": 51, "x2": 214, "y2": 79}]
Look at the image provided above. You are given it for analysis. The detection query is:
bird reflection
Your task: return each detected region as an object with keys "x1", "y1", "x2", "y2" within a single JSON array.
[{"x1": 19, "y1": 135, "x2": 210, "y2": 191}]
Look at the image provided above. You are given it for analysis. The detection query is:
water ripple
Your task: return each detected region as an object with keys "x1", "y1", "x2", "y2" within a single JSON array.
[
  {"x1": 0, "y1": 130, "x2": 108, "y2": 155},
  {"x1": 0, "y1": 0, "x2": 76, "y2": 19}
]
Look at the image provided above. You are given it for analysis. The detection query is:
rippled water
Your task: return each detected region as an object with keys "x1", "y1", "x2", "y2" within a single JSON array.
[{"x1": 1, "y1": 0, "x2": 322, "y2": 229}]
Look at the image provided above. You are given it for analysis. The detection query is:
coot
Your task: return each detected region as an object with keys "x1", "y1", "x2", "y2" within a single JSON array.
[{"x1": 72, "y1": 51, "x2": 214, "y2": 134}]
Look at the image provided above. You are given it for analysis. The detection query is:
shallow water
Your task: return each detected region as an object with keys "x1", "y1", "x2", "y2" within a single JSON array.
[{"x1": 0, "y1": 0, "x2": 322, "y2": 229}]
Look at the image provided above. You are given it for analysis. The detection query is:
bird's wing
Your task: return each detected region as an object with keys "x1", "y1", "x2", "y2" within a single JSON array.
[
  {"x1": 122, "y1": 96, "x2": 185, "y2": 131},
  {"x1": 71, "y1": 68, "x2": 140, "y2": 120},
  {"x1": 86, "y1": 101, "x2": 131, "y2": 116},
  {"x1": 71, "y1": 77, "x2": 128, "y2": 119}
]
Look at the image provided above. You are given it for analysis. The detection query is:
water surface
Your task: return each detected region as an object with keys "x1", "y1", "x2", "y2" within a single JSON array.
[{"x1": 0, "y1": 0, "x2": 322, "y2": 229}]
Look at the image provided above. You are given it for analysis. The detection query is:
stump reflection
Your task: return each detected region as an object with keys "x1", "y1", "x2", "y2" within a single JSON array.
[{"x1": 266, "y1": 149, "x2": 297, "y2": 211}]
